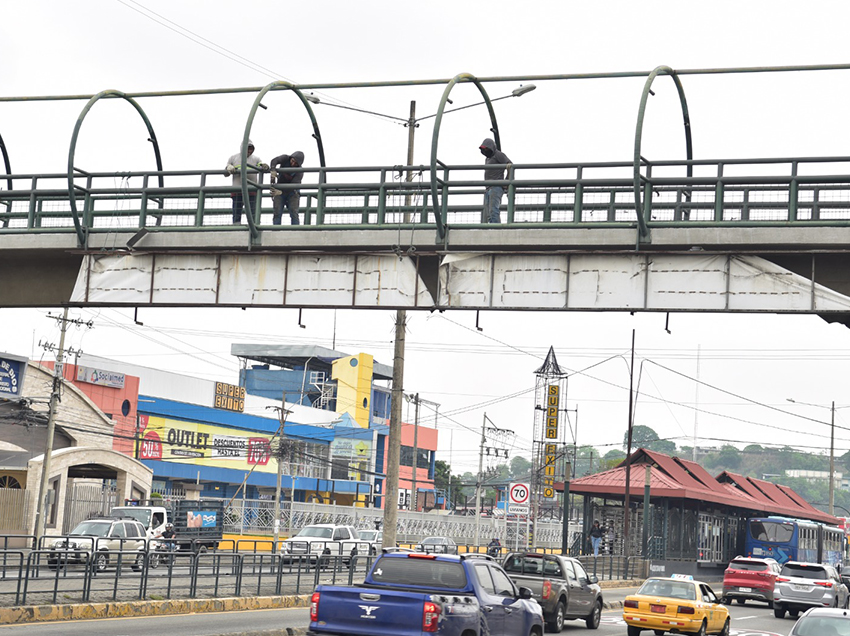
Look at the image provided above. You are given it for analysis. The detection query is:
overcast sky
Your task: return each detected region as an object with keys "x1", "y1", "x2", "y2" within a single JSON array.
[{"x1": 4, "y1": 1, "x2": 850, "y2": 474}]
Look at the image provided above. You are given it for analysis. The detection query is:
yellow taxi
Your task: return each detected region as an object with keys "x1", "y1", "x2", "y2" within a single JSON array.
[{"x1": 623, "y1": 575, "x2": 730, "y2": 636}]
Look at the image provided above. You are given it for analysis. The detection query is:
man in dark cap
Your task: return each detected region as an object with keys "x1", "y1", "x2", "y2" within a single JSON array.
[
  {"x1": 269, "y1": 151, "x2": 305, "y2": 225},
  {"x1": 479, "y1": 138, "x2": 512, "y2": 224},
  {"x1": 225, "y1": 140, "x2": 268, "y2": 224}
]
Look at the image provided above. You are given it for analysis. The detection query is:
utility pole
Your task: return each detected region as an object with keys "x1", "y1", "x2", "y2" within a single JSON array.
[
  {"x1": 383, "y1": 311, "x2": 405, "y2": 549},
  {"x1": 383, "y1": 101, "x2": 416, "y2": 548},
  {"x1": 623, "y1": 329, "x2": 636, "y2": 560},
  {"x1": 411, "y1": 393, "x2": 420, "y2": 512},
  {"x1": 830, "y1": 400, "x2": 835, "y2": 516},
  {"x1": 34, "y1": 308, "x2": 70, "y2": 542},
  {"x1": 273, "y1": 391, "x2": 288, "y2": 548},
  {"x1": 474, "y1": 413, "x2": 487, "y2": 549}
]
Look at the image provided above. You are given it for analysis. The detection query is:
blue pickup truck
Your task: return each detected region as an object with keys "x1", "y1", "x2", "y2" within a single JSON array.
[{"x1": 308, "y1": 552, "x2": 544, "y2": 636}]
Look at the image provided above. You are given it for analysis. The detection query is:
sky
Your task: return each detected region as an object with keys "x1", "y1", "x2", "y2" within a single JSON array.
[{"x1": 3, "y1": 1, "x2": 850, "y2": 475}]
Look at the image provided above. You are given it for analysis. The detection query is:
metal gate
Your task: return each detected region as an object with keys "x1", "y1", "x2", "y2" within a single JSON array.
[{"x1": 62, "y1": 482, "x2": 117, "y2": 533}]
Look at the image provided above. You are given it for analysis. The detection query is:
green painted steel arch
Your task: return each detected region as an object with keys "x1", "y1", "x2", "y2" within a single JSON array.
[
  {"x1": 633, "y1": 65, "x2": 694, "y2": 240},
  {"x1": 67, "y1": 89, "x2": 164, "y2": 246},
  {"x1": 429, "y1": 73, "x2": 501, "y2": 239},
  {"x1": 239, "y1": 81, "x2": 327, "y2": 239}
]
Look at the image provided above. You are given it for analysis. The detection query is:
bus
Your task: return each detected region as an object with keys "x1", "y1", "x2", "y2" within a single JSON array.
[{"x1": 744, "y1": 517, "x2": 844, "y2": 567}]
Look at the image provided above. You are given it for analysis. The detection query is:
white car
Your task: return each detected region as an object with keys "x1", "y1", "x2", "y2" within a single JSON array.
[
  {"x1": 48, "y1": 517, "x2": 147, "y2": 571},
  {"x1": 280, "y1": 524, "x2": 365, "y2": 567}
]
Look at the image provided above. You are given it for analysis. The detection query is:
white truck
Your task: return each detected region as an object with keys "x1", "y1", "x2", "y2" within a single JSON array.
[
  {"x1": 280, "y1": 523, "x2": 370, "y2": 567},
  {"x1": 111, "y1": 499, "x2": 224, "y2": 552}
]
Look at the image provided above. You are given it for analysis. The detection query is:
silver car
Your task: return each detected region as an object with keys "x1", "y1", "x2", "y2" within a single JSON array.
[
  {"x1": 789, "y1": 607, "x2": 850, "y2": 635},
  {"x1": 773, "y1": 561, "x2": 849, "y2": 619}
]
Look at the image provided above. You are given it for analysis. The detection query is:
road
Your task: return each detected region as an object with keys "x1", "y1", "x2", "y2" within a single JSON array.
[{"x1": 0, "y1": 600, "x2": 801, "y2": 635}]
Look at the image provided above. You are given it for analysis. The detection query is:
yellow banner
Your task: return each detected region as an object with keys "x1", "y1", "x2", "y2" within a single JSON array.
[{"x1": 139, "y1": 415, "x2": 274, "y2": 473}]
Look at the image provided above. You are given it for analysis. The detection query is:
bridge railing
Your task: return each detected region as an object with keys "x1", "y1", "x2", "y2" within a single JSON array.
[{"x1": 3, "y1": 157, "x2": 850, "y2": 233}]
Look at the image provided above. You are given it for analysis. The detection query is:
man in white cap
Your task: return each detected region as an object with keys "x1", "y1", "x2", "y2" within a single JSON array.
[{"x1": 225, "y1": 140, "x2": 268, "y2": 224}]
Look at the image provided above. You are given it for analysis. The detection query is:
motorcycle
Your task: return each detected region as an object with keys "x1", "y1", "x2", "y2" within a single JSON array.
[
  {"x1": 149, "y1": 540, "x2": 176, "y2": 569},
  {"x1": 487, "y1": 544, "x2": 501, "y2": 559}
]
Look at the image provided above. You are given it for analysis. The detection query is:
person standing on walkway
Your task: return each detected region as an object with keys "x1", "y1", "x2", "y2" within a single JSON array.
[
  {"x1": 479, "y1": 138, "x2": 512, "y2": 224},
  {"x1": 607, "y1": 525, "x2": 616, "y2": 554},
  {"x1": 225, "y1": 140, "x2": 268, "y2": 224},
  {"x1": 269, "y1": 151, "x2": 305, "y2": 225},
  {"x1": 589, "y1": 520, "x2": 604, "y2": 557}
]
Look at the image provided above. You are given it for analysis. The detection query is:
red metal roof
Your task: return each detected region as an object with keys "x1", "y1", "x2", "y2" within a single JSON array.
[{"x1": 563, "y1": 448, "x2": 838, "y2": 525}]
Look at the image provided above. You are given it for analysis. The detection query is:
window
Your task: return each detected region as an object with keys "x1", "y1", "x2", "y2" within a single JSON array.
[
  {"x1": 124, "y1": 523, "x2": 140, "y2": 538},
  {"x1": 368, "y1": 556, "x2": 467, "y2": 589},
  {"x1": 152, "y1": 512, "x2": 165, "y2": 528},
  {"x1": 573, "y1": 560, "x2": 589, "y2": 582},
  {"x1": 543, "y1": 557, "x2": 563, "y2": 578},
  {"x1": 700, "y1": 584, "x2": 717, "y2": 603},
  {"x1": 474, "y1": 563, "x2": 496, "y2": 594},
  {"x1": 749, "y1": 520, "x2": 793, "y2": 542},
  {"x1": 563, "y1": 560, "x2": 577, "y2": 584},
  {"x1": 781, "y1": 563, "x2": 828, "y2": 580},
  {"x1": 111, "y1": 523, "x2": 127, "y2": 538},
  {"x1": 333, "y1": 528, "x2": 350, "y2": 541},
  {"x1": 0, "y1": 475, "x2": 21, "y2": 489},
  {"x1": 490, "y1": 567, "x2": 516, "y2": 596}
]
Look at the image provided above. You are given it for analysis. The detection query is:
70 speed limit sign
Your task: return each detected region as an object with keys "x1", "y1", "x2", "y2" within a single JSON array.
[{"x1": 508, "y1": 482, "x2": 530, "y2": 508}]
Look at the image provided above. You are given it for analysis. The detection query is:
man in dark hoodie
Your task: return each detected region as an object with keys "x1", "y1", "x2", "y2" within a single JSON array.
[
  {"x1": 269, "y1": 151, "x2": 305, "y2": 225},
  {"x1": 479, "y1": 138, "x2": 512, "y2": 223}
]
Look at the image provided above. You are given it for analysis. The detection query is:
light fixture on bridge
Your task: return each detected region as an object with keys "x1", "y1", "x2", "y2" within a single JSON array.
[
  {"x1": 305, "y1": 94, "x2": 320, "y2": 104},
  {"x1": 512, "y1": 84, "x2": 536, "y2": 97}
]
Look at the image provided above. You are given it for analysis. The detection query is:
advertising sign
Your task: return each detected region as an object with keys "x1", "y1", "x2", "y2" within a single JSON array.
[
  {"x1": 543, "y1": 384, "x2": 560, "y2": 499},
  {"x1": 0, "y1": 353, "x2": 28, "y2": 398},
  {"x1": 187, "y1": 510, "x2": 217, "y2": 528},
  {"x1": 76, "y1": 365, "x2": 125, "y2": 389},
  {"x1": 214, "y1": 382, "x2": 245, "y2": 412},
  {"x1": 142, "y1": 415, "x2": 273, "y2": 471}
]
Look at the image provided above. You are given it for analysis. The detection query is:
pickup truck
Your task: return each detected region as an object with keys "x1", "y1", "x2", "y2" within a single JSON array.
[
  {"x1": 308, "y1": 552, "x2": 544, "y2": 636},
  {"x1": 281, "y1": 523, "x2": 368, "y2": 567},
  {"x1": 502, "y1": 552, "x2": 602, "y2": 632}
]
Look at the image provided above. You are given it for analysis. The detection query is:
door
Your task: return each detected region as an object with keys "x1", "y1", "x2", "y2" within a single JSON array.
[
  {"x1": 473, "y1": 563, "x2": 504, "y2": 635},
  {"x1": 571, "y1": 559, "x2": 595, "y2": 615},
  {"x1": 700, "y1": 584, "x2": 723, "y2": 632},
  {"x1": 562, "y1": 559, "x2": 583, "y2": 616},
  {"x1": 490, "y1": 565, "x2": 527, "y2": 635}
]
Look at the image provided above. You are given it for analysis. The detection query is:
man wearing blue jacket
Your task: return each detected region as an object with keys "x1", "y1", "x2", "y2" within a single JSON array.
[{"x1": 479, "y1": 138, "x2": 512, "y2": 223}]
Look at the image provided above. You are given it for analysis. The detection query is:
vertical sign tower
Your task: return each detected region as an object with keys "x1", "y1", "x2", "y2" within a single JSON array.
[{"x1": 532, "y1": 347, "x2": 567, "y2": 540}]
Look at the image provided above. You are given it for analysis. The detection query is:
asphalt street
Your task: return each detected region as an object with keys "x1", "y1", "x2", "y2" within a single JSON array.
[{"x1": 0, "y1": 594, "x2": 803, "y2": 636}]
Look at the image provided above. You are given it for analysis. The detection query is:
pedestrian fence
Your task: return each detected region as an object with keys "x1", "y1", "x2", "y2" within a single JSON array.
[{"x1": 0, "y1": 535, "x2": 649, "y2": 608}]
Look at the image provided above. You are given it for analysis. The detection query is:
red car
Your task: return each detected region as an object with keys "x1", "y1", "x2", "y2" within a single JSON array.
[{"x1": 722, "y1": 556, "x2": 781, "y2": 606}]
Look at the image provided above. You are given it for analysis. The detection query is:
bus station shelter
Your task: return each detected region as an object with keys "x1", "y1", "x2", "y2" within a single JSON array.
[{"x1": 563, "y1": 448, "x2": 839, "y2": 576}]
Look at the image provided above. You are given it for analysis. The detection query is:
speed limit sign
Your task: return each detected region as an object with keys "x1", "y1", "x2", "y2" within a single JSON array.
[{"x1": 508, "y1": 483, "x2": 530, "y2": 507}]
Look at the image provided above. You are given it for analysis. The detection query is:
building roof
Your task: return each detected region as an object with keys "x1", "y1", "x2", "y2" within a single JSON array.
[
  {"x1": 566, "y1": 448, "x2": 838, "y2": 525},
  {"x1": 230, "y1": 344, "x2": 393, "y2": 381}
]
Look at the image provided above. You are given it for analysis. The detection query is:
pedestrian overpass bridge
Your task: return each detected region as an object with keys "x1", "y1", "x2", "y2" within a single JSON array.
[{"x1": 4, "y1": 156, "x2": 850, "y2": 322}]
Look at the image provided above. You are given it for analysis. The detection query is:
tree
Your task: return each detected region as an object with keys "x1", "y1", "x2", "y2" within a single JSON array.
[
  {"x1": 601, "y1": 448, "x2": 627, "y2": 471},
  {"x1": 433, "y1": 460, "x2": 451, "y2": 493},
  {"x1": 510, "y1": 456, "x2": 532, "y2": 479},
  {"x1": 622, "y1": 425, "x2": 676, "y2": 455}
]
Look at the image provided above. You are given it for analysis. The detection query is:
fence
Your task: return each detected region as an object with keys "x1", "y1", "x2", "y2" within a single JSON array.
[{"x1": 220, "y1": 497, "x2": 568, "y2": 548}]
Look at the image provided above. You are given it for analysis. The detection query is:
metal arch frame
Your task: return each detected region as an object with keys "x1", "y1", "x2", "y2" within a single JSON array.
[
  {"x1": 430, "y1": 73, "x2": 501, "y2": 240},
  {"x1": 240, "y1": 81, "x2": 328, "y2": 240},
  {"x1": 633, "y1": 65, "x2": 693, "y2": 241},
  {"x1": 0, "y1": 132, "x2": 11, "y2": 189},
  {"x1": 67, "y1": 89, "x2": 164, "y2": 247}
]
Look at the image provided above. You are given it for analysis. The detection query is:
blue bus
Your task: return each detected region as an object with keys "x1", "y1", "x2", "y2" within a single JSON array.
[{"x1": 744, "y1": 517, "x2": 844, "y2": 567}]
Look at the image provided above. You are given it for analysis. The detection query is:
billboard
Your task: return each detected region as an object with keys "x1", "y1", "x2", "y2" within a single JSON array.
[
  {"x1": 139, "y1": 415, "x2": 273, "y2": 472},
  {"x1": 0, "y1": 353, "x2": 28, "y2": 398}
]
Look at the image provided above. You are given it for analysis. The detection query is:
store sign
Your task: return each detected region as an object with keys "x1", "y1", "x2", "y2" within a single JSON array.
[
  {"x1": 143, "y1": 416, "x2": 274, "y2": 470},
  {"x1": 76, "y1": 365, "x2": 125, "y2": 388},
  {"x1": 214, "y1": 382, "x2": 245, "y2": 412},
  {"x1": 543, "y1": 384, "x2": 559, "y2": 499},
  {"x1": 0, "y1": 353, "x2": 28, "y2": 398}
]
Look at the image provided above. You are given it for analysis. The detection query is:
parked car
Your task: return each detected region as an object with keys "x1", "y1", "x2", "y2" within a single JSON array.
[
  {"x1": 722, "y1": 556, "x2": 780, "y2": 606},
  {"x1": 502, "y1": 551, "x2": 603, "y2": 631},
  {"x1": 773, "y1": 561, "x2": 849, "y2": 618},
  {"x1": 356, "y1": 529, "x2": 383, "y2": 555},
  {"x1": 623, "y1": 575, "x2": 730, "y2": 636},
  {"x1": 308, "y1": 551, "x2": 543, "y2": 636},
  {"x1": 788, "y1": 607, "x2": 850, "y2": 635},
  {"x1": 280, "y1": 524, "x2": 365, "y2": 567},
  {"x1": 48, "y1": 517, "x2": 147, "y2": 571},
  {"x1": 416, "y1": 536, "x2": 458, "y2": 554}
]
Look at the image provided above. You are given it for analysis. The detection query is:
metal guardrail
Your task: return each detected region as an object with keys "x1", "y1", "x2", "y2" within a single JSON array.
[{"x1": 4, "y1": 157, "x2": 850, "y2": 242}]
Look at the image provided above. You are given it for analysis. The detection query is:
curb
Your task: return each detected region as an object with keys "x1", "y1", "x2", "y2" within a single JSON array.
[
  {"x1": 603, "y1": 600, "x2": 624, "y2": 609},
  {"x1": 0, "y1": 594, "x2": 311, "y2": 626}
]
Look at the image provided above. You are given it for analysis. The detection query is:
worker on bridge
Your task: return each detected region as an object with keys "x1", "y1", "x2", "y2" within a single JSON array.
[
  {"x1": 269, "y1": 151, "x2": 305, "y2": 226},
  {"x1": 225, "y1": 140, "x2": 268, "y2": 224},
  {"x1": 479, "y1": 138, "x2": 512, "y2": 224}
]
